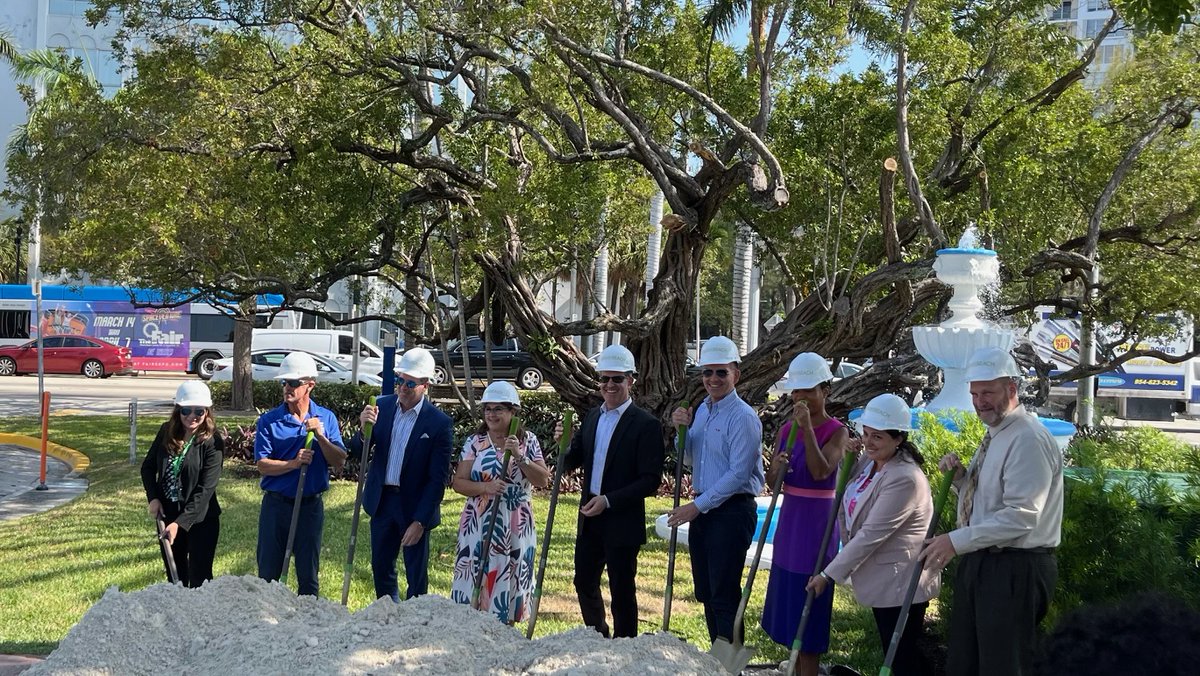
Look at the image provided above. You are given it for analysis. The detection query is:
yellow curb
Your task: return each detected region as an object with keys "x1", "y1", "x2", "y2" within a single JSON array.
[{"x1": 0, "y1": 433, "x2": 91, "y2": 476}]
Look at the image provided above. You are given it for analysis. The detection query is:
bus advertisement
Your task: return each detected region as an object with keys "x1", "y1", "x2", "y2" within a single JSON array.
[{"x1": 0, "y1": 285, "x2": 290, "y2": 376}]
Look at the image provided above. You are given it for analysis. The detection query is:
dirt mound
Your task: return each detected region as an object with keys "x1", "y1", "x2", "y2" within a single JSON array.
[{"x1": 26, "y1": 576, "x2": 721, "y2": 675}]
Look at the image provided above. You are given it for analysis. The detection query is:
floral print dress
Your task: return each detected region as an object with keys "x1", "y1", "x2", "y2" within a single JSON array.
[{"x1": 450, "y1": 432, "x2": 542, "y2": 623}]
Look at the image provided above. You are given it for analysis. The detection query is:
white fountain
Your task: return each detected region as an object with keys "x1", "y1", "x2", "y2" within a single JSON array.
[{"x1": 912, "y1": 228, "x2": 1014, "y2": 412}]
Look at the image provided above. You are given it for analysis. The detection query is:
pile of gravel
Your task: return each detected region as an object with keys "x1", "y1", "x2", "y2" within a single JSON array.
[{"x1": 27, "y1": 576, "x2": 722, "y2": 675}]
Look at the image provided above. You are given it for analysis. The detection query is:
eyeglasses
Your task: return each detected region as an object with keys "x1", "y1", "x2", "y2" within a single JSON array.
[
  {"x1": 178, "y1": 407, "x2": 206, "y2": 418},
  {"x1": 483, "y1": 405, "x2": 512, "y2": 415},
  {"x1": 282, "y1": 379, "x2": 311, "y2": 389},
  {"x1": 398, "y1": 379, "x2": 426, "y2": 389},
  {"x1": 702, "y1": 368, "x2": 731, "y2": 379},
  {"x1": 598, "y1": 375, "x2": 626, "y2": 384}
]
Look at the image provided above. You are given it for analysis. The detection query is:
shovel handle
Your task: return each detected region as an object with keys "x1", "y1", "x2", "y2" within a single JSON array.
[
  {"x1": 528, "y1": 409, "x2": 574, "y2": 638},
  {"x1": 341, "y1": 396, "x2": 378, "y2": 606},
  {"x1": 787, "y1": 450, "x2": 856, "y2": 675},
  {"x1": 663, "y1": 399, "x2": 690, "y2": 632},
  {"x1": 879, "y1": 468, "x2": 957, "y2": 675},
  {"x1": 472, "y1": 416, "x2": 521, "y2": 611},
  {"x1": 281, "y1": 431, "x2": 316, "y2": 585},
  {"x1": 156, "y1": 516, "x2": 180, "y2": 585}
]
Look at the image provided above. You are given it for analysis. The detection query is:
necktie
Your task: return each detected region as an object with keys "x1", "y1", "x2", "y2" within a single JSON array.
[{"x1": 958, "y1": 432, "x2": 992, "y2": 527}]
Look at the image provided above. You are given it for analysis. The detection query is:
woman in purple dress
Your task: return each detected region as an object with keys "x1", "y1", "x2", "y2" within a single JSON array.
[{"x1": 761, "y1": 352, "x2": 851, "y2": 676}]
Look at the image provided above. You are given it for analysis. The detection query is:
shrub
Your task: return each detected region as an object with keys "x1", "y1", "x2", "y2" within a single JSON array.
[{"x1": 1067, "y1": 425, "x2": 1199, "y2": 473}]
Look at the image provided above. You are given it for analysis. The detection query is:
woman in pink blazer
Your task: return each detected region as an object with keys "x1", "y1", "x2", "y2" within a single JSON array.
[{"x1": 806, "y1": 393, "x2": 938, "y2": 676}]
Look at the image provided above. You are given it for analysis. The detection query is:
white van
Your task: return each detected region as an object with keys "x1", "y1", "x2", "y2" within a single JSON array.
[{"x1": 252, "y1": 329, "x2": 385, "y2": 376}]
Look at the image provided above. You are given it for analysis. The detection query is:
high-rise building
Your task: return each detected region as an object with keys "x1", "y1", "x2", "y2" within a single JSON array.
[{"x1": 1046, "y1": 0, "x2": 1132, "y2": 87}]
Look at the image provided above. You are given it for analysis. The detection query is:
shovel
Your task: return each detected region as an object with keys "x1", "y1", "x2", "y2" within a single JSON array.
[
  {"x1": 711, "y1": 423, "x2": 800, "y2": 673},
  {"x1": 878, "y1": 468, "x2": 956, "y2": 676},
  {"x1": 662, "y1": 400, "x2": 689, "y2": 632},
  {"x1": 471, "y1": 415, "x2": 521, "y2": 611},
  {"x1": 340, "y1": 395, "x2": 377, "y2": 606},
  {"x1": 526, "y1": 409, "x2": 574, "y2": 638},
  {"x1": 785, "y1": 450, "x2": 857, "y2": 676},
  {"x1": 281, "y1": 430, "x2": 316, "y2": 584},
  {"x1": 155, "y1": 515, "x2": 180, "y2": 585}
]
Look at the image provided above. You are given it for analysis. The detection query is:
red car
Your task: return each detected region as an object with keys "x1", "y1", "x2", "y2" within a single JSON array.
[{"x1": 0, "y1": 336, "x2": 136, "y2": 378}]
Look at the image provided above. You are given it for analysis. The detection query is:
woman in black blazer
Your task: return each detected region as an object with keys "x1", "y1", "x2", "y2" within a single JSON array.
[{"x1": 140, "y1": 381, "x2": 224, "y2": 587}]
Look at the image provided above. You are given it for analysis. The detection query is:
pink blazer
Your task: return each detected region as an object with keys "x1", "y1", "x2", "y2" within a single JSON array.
[{"x1": 822, "y1": 455, "x2": 940, "y2": 608}]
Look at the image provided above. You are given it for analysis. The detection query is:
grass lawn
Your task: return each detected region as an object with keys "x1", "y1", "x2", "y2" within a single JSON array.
[{"x1": 0, "y1": 414, "x2": 886, "y2": 671}]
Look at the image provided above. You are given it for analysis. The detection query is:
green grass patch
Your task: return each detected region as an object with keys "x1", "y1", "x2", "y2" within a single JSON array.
[{"x1": 0, "y1": 414, "x2": 882, "y2": 671}]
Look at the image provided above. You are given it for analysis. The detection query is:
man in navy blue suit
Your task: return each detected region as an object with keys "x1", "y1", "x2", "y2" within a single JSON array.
[{"x1": 352, "y1": 347, "x2": 453, "y2": 602}]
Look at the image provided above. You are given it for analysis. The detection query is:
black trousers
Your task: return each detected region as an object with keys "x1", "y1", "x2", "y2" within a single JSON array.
[
  {"x1": 689, "y1": 494, "x2": 756, "y2": 642},
  {"x1": 574, "y1": 516, "x2": 642, "y2": 638},
  {"x1": 872, "y1": 602, "x2": 931, "y2": 676},
  {"x1": 947, "y1": 549, "x2": 1057, "y2": 676},
  {"x1": 161, "y1": 512, "x2": 220, "y2": 588}
]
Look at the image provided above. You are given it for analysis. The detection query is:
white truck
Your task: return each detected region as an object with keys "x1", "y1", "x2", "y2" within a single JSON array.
[{"x1": 1028, "y1": 306, "x2": 1198, "y2": 421}]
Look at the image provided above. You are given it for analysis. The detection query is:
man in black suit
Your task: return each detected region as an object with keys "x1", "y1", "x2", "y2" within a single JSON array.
[{"x1": 555, "y1": 344, "x2": 666, "y2": 638}]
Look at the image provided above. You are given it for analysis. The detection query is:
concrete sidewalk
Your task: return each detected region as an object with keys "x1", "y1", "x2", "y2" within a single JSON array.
[{"x1": 0, "y1": 435, "x2": 89, "y2": 522}]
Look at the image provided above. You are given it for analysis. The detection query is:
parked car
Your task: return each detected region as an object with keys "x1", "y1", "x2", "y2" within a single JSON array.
[
  {"x1": 209, "y1": 349, "x2": 383, "y2": 386},
  {"x1": 0, "y1": 336, "x2": 135, "y2": 379},
  {"x1": 428, "y1": 337, "x2": 544, "y2": 390}
]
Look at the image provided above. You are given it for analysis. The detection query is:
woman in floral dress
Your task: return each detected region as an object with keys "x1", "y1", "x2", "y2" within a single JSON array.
[{"x1": 450, "y1": 381, "x2": 550, "y2": 624}]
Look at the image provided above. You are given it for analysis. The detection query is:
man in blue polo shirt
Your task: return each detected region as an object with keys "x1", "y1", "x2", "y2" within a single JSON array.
[
  {"x1": 668, "y1": 335, "x2": 764, "y2": 643},
  {"x1": 255, "y1": 351, "x2": 347, "y2": 596}
]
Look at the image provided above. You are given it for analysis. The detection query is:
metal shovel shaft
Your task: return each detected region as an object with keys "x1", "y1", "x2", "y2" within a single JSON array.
[
  {"x1": 663, "y1": 400, "x2": 689, "y2": 632},
  {"x1": 282, "y1": 431, "x2": 316, "y2": 585},
  {"x1": 787, "y1": 451, "x2": 856, "y2": 676},
  {"x1": 471, "y1": 416, "x2": 520, "y2": 611},
  {"x1": 341, "y1": 396, "x2": 377, "y2": 606},
  {"x1": 879, "y1": 468, "x2": 956, "y2": 676},
  {"x1": 527, "y1": 409, "x2": 573, "y2": 639}
]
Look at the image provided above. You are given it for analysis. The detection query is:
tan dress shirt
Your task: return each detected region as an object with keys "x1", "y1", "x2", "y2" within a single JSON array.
[{"x1": 948, "y1": 406, "x2": 1063, "y2": 554}]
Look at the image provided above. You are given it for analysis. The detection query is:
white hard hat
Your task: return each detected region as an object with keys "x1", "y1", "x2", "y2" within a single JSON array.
[
  {"x1": 276, "y1": 351, "x2": 319, "y2": 380},
  {"x1": 780, "y1": 352, "x2": 834, "y2": 390},
  {"x1": 480, "y1": 381, "x2": 521, "y2": 407},
  {"x1": 595, "y1": 344, "x2": 636, "y2": 374},
  {"x1": 855, "y1": 393, "x2": 913, "y2": 433},
  {"x1": 965, "y1": 346, "x2": 1022, "y2": 382},
  {"x1": 699, "y1": 336, "x2": 740, "y2": 366},
  {"x1": 175, "y1": 381, "x2": 213, "y2": 408},
  {"x1": 396, "y1": 347, "x2": 436, "y2": 380}
]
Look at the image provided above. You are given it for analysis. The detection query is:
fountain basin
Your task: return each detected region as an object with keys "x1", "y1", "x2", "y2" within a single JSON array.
[
  {"x1": 653, "y1": 497, "x2": 781, "y2": 569},
  {"x1": 913, "y1": 325, "x2": 1014, "y2": 412},
  {"x1": 848, "y1": 407, "x2": 1077, "y2": 452}
]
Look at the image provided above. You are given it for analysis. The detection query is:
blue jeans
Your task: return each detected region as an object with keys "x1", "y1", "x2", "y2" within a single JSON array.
[{"x1": 257, "y1": 490, "x2": 324, "y2": 596}]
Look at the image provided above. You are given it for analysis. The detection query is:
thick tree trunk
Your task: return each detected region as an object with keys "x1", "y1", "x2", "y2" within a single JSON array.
[{"x1": 231, "y1": 308, "x2": 254, "y2": 411}]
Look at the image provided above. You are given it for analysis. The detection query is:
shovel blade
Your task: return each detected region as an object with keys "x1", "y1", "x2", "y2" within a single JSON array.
[{"x1": 710, "y1": 637, "x2": 755, "y2": 674}]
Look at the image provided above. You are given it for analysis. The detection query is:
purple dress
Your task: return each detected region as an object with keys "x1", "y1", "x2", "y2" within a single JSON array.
[{"x1": 761, "y1": 417, "x2": 845, "y2": 651}]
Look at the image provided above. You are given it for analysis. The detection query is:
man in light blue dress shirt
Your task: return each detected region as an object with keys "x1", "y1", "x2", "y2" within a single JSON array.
[{"x1": 668, "y1": 336, "x2": 765, "y2": 642}]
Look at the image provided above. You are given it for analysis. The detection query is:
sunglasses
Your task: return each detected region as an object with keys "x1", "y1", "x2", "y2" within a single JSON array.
[
  {"x1": 598, "y1": 375, "x2": 626, "y2": 384},
  {"x1": 178, "y1": 407, "x2": 206, "y2": 417},
  {"x1": 398, "y1": 379, "x2": 426, "y2": 389},
  {"x1": 483, "y1": 405, "x2": 512, "y2": 415},
  {"x1": 282, "y1": 379, "x2": 311, "y2": 389},
  {"x1": 702, "y1": 368, "x2": 731, "y2": 379}
]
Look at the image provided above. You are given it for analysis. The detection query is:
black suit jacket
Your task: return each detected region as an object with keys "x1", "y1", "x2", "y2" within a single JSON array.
[
  {"x1": 562, "y1": 402, "x2": 665, "y2": 547},
  {"x1": 141, "y1": 422, "x2": 223, "y2": 530}
]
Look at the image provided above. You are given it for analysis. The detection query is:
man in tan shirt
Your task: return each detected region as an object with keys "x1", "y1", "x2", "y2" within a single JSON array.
[{"x1": 920, "y1": 346, "x2": 1063, "y2": 676}]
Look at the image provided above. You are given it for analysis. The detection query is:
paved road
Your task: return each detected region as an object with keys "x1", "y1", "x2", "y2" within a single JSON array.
[{"x1": 0, "y1": 373, "x2": 193, "y2": 417}]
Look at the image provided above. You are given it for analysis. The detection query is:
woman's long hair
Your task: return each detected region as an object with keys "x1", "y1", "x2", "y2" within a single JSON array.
[
  {"x1": 163, "y1": 406, "x2": 215, "y2": 455},
  {"x1": 884, "y1": 429, "x2": 924, "y2": 465}
]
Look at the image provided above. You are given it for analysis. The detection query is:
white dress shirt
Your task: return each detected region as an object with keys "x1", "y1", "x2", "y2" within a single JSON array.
[
  {"x1": 385, "y1": 398, "x2": 424, "y2": 486},
  {"x1": 590, "y1": 397, "x2": 633, "y2": 496}
]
